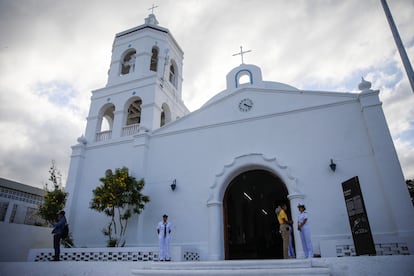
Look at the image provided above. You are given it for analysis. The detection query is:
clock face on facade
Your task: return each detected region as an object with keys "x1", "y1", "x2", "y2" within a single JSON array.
[{"x1": 238, "y1": 98, "x2": 253, "y2": 112}]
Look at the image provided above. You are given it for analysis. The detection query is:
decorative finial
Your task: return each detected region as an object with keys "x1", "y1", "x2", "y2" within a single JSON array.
[
  {"x1": 145, "y1": 14, "x2": 159, "y2": 25},
  {"x1": 358, "y1": 77, "x2": 371, "y2": 91},
  {"x1": 77, "y1": 135, "x2": 87, "y2": 145},
  {"x1": 232, "y1": 46, "x2": 252, "y2": 64}
]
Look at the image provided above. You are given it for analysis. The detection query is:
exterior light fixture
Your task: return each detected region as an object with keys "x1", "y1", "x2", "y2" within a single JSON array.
[
  {"x1": 330, "y1": 159, "x2": 337, "y2": 172},
  {"x1": 170, "y1": 179, "x2": 177, "y2": 191}
]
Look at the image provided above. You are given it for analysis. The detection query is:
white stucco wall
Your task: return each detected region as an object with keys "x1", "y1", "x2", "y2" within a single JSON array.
[
  {"x1": 0, "y1": 222, "x2": 51, "y2": 261},
  {"x1": 65, "y1": 78, "x2": 414, "y2": 259}
]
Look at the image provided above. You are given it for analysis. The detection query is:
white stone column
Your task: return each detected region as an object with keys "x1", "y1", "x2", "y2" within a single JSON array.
[
  {"x1": 134, "y1": 52, "x2": 147, "y2": 77},
  {"x1": 107, "y1": 59, "x2": 121, "y2": 84},
  {"x1": 360, "y1": 90, "x2": 414, "y2": 235},
  {"x1": 207, "y1": 201, "x2": 224, "y2": 260},
  {"x1": 288, "y1": 193, "x2": 305, "y2": 259},
  {"x1": 84, "y1": 115, "x2": 99, "y2": 142},
  {"x1": 65, "y1": 142, "x2": 86, "y2": 228},
  {"x1": 111, "y1": 110, "x2": 124, "y2": 139},
  {"x1": 140, "y1": 102, "x2": 161, "y2": 131}
]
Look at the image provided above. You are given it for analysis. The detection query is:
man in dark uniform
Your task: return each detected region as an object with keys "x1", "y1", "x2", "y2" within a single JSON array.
[{"x1": 51, "y1": 210, "x2": 67, "y2": 261}]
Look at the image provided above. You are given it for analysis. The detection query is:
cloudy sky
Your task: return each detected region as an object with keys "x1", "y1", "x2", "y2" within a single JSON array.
[{"x1": 0, "y1": 0, "x2": 413, "y2": 189}]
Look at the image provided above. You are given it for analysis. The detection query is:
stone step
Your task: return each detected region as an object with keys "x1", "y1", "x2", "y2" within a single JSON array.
[
  {"x1": 132, "y1": 260, "x2": 331, "y2": 276},
  {"x1": 145, "y1": 259, "x2": 314, "y2": 270},
  {"x1": 132, "y1": 267, "x2": 330, "y2": 276}
]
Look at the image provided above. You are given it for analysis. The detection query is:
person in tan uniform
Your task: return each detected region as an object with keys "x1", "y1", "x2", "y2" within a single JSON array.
[{"x1": 276, "y1": 204, "x2": 293, "y2": 259}]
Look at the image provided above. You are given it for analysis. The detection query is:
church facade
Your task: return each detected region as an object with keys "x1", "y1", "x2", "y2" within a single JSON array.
[{"x1": 65, "y1": 13, "x2": 414, "y2": 260}]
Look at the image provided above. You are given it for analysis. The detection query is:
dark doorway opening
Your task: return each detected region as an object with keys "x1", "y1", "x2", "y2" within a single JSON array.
[{"x1": 223, "y1": 169, "x2": 290, "y2": 260}]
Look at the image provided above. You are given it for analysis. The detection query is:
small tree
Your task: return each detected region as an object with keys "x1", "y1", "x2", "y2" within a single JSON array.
[
  {"x1": 38, "y1": 160, "x2": 68, "y2": 223},
  {"x1": 38, "y1": 160, "x2": 74, "y2": 247},
  {"x1": 90, "y1": 167, "x2": 150, "y2": 247}
]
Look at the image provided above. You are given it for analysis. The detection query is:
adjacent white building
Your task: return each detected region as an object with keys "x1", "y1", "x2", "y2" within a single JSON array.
[
  {"x1": 0, "y1": 178, "x2": 51, "y2": 261},
  {"x1": 65, "y1": 13, "x2": 414, "y2": 260},
  {"x1": 0, "y1": 177, "x2": 45, "y2": 226}
]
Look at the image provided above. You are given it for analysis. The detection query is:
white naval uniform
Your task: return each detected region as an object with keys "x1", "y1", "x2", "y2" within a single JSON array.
[
  {"x1": 157, "y1": 221, "x2": 172, "y2": 261},
  {"x1": 298, "y1": 211, "x2": 313, "y2": 258}
]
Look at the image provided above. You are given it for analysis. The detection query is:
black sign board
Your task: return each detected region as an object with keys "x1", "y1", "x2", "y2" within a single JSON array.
[{"x1": 342, "y1": 176, "x2": 376, "y2": 256}]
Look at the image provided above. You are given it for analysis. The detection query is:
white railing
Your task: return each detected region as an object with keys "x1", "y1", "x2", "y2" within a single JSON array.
[
  {"x1": 122, "y1": 124, "x2": 140, "y2": 136},
  {"x1": 96, "y1": 130, "x2": 112, "y2": 141},
  {"x1": 27, "y1": 246, "x2": 200, "y2": 262}
]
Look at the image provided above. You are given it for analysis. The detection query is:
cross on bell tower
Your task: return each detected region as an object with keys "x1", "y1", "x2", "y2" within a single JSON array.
[
  {"x1": 232, "y1": 46, "x2": 252, "y2": 64},
  {"x1": 148, "y1": 4, "x2": 159, "y2": 15},
  {"x1": 145, "y1": 4, "x2": 159, "y2": 25}
]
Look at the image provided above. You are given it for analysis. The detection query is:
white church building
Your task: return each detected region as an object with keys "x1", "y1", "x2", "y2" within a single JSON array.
[{"x1": 65, "y1": 13, "x2": 414, "y2": 261}]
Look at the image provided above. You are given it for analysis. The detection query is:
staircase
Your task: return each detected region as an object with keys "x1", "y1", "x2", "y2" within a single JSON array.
[{"x1": 131, "y1": 259, "x2": 330, "y2": 276}]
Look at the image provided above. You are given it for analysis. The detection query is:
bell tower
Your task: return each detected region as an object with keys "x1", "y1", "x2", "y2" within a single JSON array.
[{"x1": 83, "y1": 12, "x2": 189, "y2": 143}]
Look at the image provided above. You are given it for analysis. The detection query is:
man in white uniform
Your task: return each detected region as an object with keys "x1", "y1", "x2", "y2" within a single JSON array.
[
  {"x1": 156, "y1": 214, "x2": 172, "y2": 261},
  {"x1": 297, "y1": 204, "x2": 313, "y2": 258}
]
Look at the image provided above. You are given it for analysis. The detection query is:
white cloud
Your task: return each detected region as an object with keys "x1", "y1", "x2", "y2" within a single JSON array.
[{"x1": 0, "y1": 0, "x2": 413, "y2": 188}]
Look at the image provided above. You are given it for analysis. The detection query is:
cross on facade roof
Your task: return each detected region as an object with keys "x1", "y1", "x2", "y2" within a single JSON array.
[
  {"x1": 232, "y1": 46, "x2": 252, "y2": 64},
  {"x1": 148, "y1": 4, "x2": 159, "y2": 14}
]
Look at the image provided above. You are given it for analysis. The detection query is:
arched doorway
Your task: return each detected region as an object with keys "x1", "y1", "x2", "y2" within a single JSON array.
[{"x1": 223, "y1": 169, "x2": 290, "y2": 260}]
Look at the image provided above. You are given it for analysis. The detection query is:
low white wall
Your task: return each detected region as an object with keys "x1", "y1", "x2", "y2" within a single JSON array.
[
  {"x1": 312, "y1": 255, "x2": 414, "y2": 276},
  {"x1": 0, "y1": 221, "x2": 52, "y2": 261},
  {"x1": 27, "y1": 246, "x2": 191, "y2": 262},
  {"x1": 319, "y1": 236, "x2": 411, "y2": 257}
]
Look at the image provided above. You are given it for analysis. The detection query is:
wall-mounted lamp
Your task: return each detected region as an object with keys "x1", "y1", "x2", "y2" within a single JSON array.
[
  {"x1": 329, "y1": 159, "x2": 337, "y2": 172},
  {"x1": 170, "y1": 179, "x2": 177, "y2": 191}
]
